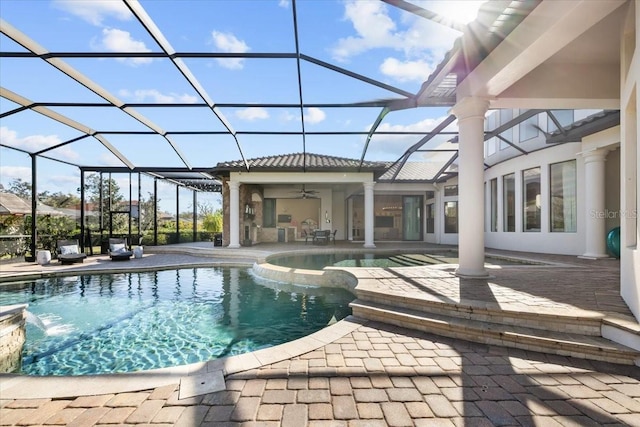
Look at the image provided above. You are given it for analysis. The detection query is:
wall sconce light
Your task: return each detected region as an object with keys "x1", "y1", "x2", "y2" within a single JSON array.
[
  {"x1": 325, "y1": 210, "x2": 331, "y2": 223},
  {"x1": 245, "y1": 203, "x2": 255, "y2": 219}
]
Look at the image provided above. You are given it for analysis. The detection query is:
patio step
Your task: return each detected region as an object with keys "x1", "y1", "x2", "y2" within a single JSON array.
[
  {"x1": 388, "y1": 254, "x2": 446, "y2": 266},
  {"x1": 355, "y1": 288, "x2": 604, "y2": 336},
  {"x1": 350, "y1": 299, "x2": 640, "y2": 365},
  {"x1": 388, "y1": 255, "x2": 425, "y2": 267}
]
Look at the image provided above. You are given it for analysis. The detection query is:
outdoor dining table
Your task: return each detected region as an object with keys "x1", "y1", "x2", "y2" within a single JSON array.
[{"x1": 312, "y1": 229, "x2": 330, "y2": 245}]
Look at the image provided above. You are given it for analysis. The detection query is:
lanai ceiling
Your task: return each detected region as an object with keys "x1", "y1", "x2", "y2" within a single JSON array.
[{"x1": 0, "y1": 0, "x2": 548, "y2": 191}]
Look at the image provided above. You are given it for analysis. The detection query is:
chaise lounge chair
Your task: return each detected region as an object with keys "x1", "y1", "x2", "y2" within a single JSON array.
[
  {"x1": 56, "y1": 239, "x2": 87, "y2": 265},
  {"x1": 108, "y1": 238, "x2": 133, "y2": 261}
]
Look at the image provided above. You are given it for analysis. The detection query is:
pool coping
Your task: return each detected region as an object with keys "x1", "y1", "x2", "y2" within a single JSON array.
[
  {"x1": 0, "y1": 315, "x2": 366, "y2": 399},
  {"x1": 0, "y1": 246, "x2": 581, "y2": 399}
]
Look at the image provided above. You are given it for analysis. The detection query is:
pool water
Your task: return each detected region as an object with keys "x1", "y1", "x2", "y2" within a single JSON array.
[
  {"x1": 269, "y1": 252, "x2": 456, "y2": 269},
  {"x1": 0, "y1": 267, "x2": 353, "y2": 376},
  {"x1": 269, "y1": 252, "x2": 534, "y2": 270}
]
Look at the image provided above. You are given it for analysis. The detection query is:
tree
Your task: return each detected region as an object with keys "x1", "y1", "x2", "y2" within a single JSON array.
[
  {"x1": 202, "y1": 209, "x2": 223, "y2": 233},
  {"x1": 138, "y1": 191, "x2": 158, "y2": 236},
  {"x1": 197, "y1": 201, "x2": 216, "y2": 218},
  {"x1": 84, "y1": 173, "x2": 127, "y2": 233},
  {"x1": 40, "y1": 191, "x2": 80, "y2": 208},
  {"x1": 7, "y1": 178, "x2": 32, "y2": 198}
]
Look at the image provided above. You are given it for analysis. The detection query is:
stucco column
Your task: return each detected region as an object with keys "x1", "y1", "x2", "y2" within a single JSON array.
[
  {"x1": 228, "y1": 181, "x2": 241, "y2": 248},
  {"x1": 347, "y1": 197, "x2": 354, "y2": 241},
  {"x1": 363, "y1": 181, "x2": 376, "y2": 248},
  {"x1": 582, "y1": 149, "x2": 609, "y2": 258},
  {"x1": 451, "y1": 97, "x2": 489, "y2": 278}
]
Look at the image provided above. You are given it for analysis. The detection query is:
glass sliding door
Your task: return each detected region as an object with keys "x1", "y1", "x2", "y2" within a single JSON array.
[{"x1": 402, "y1": 196, "x2": 422, "y2": 241}]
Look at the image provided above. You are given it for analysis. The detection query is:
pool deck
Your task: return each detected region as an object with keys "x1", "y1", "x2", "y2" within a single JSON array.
[{"x1": 1, "y1": 242, "x2": 639, "y2": 426}]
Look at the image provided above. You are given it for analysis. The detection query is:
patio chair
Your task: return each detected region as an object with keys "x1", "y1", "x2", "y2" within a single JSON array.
[
  {"x1": 330, "y1": 229, "x2": 337, "y2": 245},
  {"x1": 108, "y1": 238, "x2": 133, "y2": 261},
  {"x1": 302, "y1": 229, "x2": 313, "y2": 245},
  {"x1": 56, "y1": 239, "x2": 87, "y2": 265}
]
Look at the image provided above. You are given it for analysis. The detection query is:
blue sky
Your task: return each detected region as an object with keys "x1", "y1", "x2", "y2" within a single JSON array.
[{"x1": 0, "y1": 0, "x2": 483, "y2": 209}]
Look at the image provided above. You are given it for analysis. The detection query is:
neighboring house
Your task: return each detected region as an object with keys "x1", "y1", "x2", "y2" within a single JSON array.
[{"x1": 0, "y1": 192, "x2": 64, "y2": 217}]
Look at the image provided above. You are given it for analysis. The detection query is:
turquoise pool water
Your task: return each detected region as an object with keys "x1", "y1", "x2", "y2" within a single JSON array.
[
  {"x1": 0, "y1": 267, "x2": 353, "y2": 376},
  {"x1": 268, "y1": 251, "x2": 458, "y2": 270},
  {"x1": 268, "y1": 252, "x2": 535, "y2": 270}
]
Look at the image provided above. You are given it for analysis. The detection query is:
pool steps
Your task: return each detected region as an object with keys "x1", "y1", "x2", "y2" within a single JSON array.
[{"x1": 350, "y1": 292, "x2": 640, "y2": 366}]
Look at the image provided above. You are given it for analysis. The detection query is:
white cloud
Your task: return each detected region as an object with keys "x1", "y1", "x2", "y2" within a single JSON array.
[
  {"x1": 236, "y1": 107, "x2": 269, "y2": 121},
  {"x1": 379, "y1": 57, "x2": 434, "y2": 83},
  {"x1": 280, "y1": 111, "x2": 296, "y2": 122},
  {"x1": 0, "y1": 127, "x2": 79, "y2": 161},
  {"x1": 278, "y1": 0, "x2": 290, "y2": 8},
  {"x1": 99, "y1": 152, "x2": 126, "y2": 167},
  {"x1": 54, "y1": 0, "x2": 132, "y2": 26},
  {"x1": 330, "y1": 0, "x2": 460, "y2": 75},
  {"x1": 118, "y1": 89, "x2": 198, "y2": 104},
  {"x1": 0, "y1": 166, "x2": 32, "y2": 183},
  {"x1": 50, "y1": 174, "x2": 81, "y2": 185},
  {"x1": 211, "y1": 31, "x2": 250, "y2": 70},
  {"x1": 331, "y1": 1, "x2": 400, "y2": 61},
  {"x1": 94, "y1": 28, "x2": 152, "y2": 66},
  {"x1": 375, "y1": 116, "x2": 445, "y2": 134},
  {"x1": 304, "y1": 108, "x2": 326, "y2": 124},
  {"x1": 365, "y1": 115, "x2": 452, "y2": 156}
]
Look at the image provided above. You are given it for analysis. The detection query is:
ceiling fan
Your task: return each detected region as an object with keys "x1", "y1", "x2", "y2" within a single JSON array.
[{"x1": 291, "y1": 185, "x2": 319, "y2": 199}]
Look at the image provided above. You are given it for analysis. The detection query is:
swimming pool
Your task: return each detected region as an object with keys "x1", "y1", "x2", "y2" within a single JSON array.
[
  {"x1": 0, "y1": 267, "x2": 353, "y2": 376},
  {"x1": 268, "y1": 251, "x2": 539, "y2": 270},
  {"x1": 268, "y1": 251, "x2": 452, "y2": 270}
]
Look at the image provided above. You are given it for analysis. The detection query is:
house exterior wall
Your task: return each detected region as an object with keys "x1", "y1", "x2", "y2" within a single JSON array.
[
  {"x1": 435, "y1": 179, "x2": 460, "y2": 246},
  {"x1": 432, "y1": 131, "x2": 622, "y2": 257},
  {"x1": 332, "y1": 191, "x2": 345, "y2": 240},
  {"x1": 605, "y1": 147, "x2": 622, "y2": 233},
  {"x1": 620, "y1": 0, "x2": 639, "y2": 319},
  {"x1": 482, "y1": 143, "x2": 585, "y2": 255}
]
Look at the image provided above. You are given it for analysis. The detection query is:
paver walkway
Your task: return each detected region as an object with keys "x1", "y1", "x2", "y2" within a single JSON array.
[
  {"x1": 2, "y1": 318, "x2": 639, "y2": 426},
  {"x1": 1, "y1": 242, "x2": 639, "y2": 425}
]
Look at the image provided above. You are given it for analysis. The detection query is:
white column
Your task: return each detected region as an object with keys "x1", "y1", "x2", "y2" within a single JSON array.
[
  {"x1": 228, "y1": 181, "x2": 241, "y2": 248},
  {"x1": 451, "y1": 97, "x2": 489, "y2": 278},
  {"x1": 347, "y1": 197, "x2": 354, "y2": 241},
  {"x1": 363, "y1": 182, "x2": 376, "y2": 248},
  {"x1": 581, "y1": 149, "x2": 609, "y2": 258}
]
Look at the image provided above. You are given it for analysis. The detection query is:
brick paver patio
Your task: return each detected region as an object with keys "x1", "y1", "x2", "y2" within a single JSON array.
[{"x1": 1, "y1": 242, "x2": 639, "y2": 426}]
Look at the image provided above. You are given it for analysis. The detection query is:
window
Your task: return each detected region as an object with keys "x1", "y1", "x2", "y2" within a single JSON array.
[
  {"x1": 444, "y1": 201, "x2": 458, "y2": 233},
  {"x1": 550, "y1": 160, "x2": 577, "y2": 232},
  {"x1": 426, "y1": 191, "x2": 435, "y2": 200},
  {"x1": 426, "y1": 203, "x2": 435, "y2": 233},
  {"x1": 523, "y1": 167, "x2": 541, "y2": 232},
  {"x1": 486, "y1": 113, "x2": 497, "y2": 156},
  {"x1": 547, "y1": 110, "x2": 574, "y2": 133},
  {"x1": 499, "y1": 109, "x2": 513, "y2": 150},
  {"x1": 263, "y1": 198, "x2": 276, "y2": 227},
  {"x1": 487, "y1": 138, "x2": 497, "y2": 156},
  {"x1": 519, "y1": 114, "x2": 539, "y2": 142},
  {"x1": 503, "y1": 173, "x2": 515, "y2": 232},
  {"x1": 490, "y1": 178, "x2": 498, "y2": 232},
  {"x1": 444, "y1": 185, "x2": 458, "y2": 196}
]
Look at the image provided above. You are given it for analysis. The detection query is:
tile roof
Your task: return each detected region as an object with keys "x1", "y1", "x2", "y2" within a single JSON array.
[
  {"x1": 0, "y1": 193, "x2": 64, "y2": 216},
  {"x1": 0, "y1": 192, "x2": 31, "y2": 215},
  {"x1": 215, "y1": 153, "x2": 388, "y2": 172}
]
